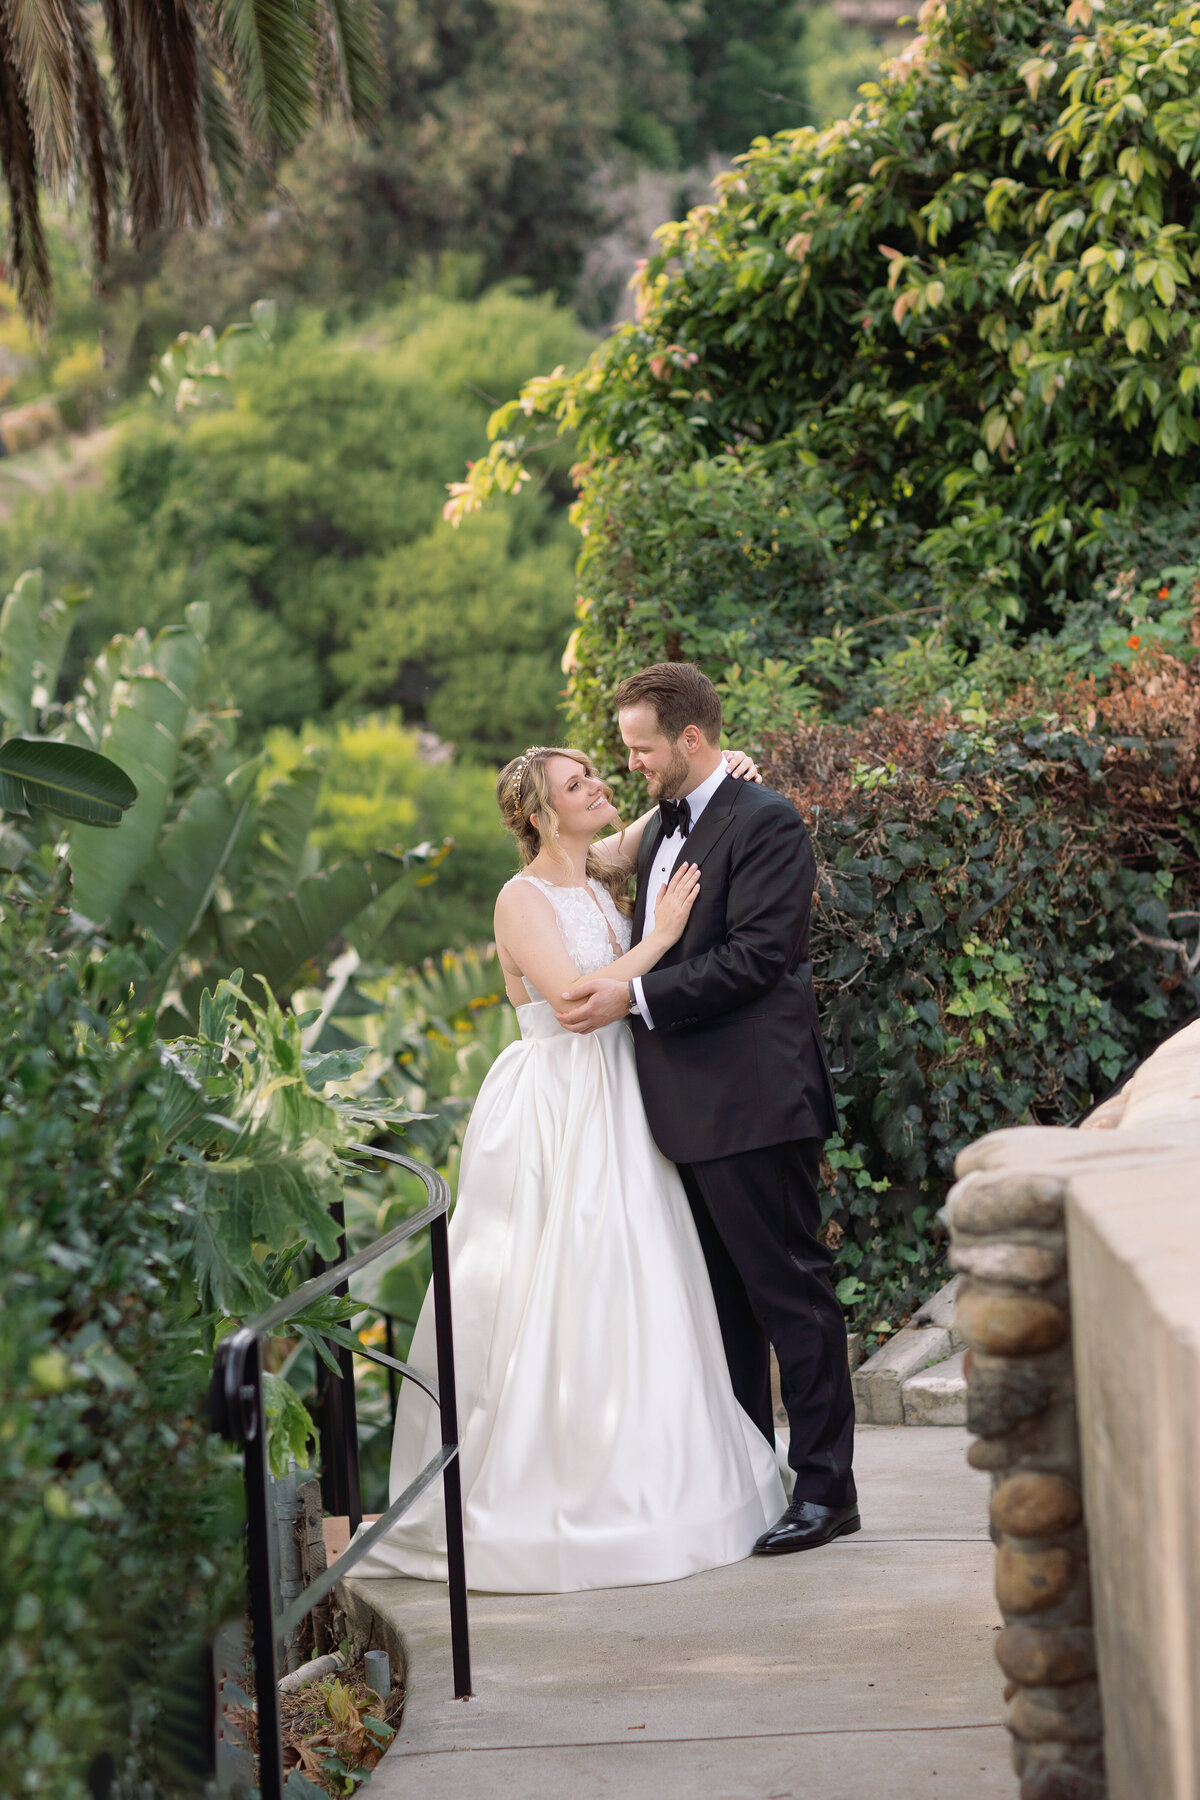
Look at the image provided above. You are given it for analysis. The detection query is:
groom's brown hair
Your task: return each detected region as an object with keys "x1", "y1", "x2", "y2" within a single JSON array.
[{"x1": 614, "y1": 662, "x2": 723, "y2": 744}]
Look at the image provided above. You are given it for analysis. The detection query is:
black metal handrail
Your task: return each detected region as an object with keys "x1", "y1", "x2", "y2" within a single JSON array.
[{"x1": 209, "y1": 1144, "x2": 471, "y2": 1799}]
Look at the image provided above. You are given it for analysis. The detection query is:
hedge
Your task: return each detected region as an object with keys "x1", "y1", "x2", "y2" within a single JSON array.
[{"x1": 764, "y1": 652, "x2": 1200, "y2": 1331}]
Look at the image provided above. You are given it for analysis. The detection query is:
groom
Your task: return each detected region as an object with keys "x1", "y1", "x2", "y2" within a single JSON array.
[{"x1": 557, "y1": 661, "x2": 858, "y2": 1552}]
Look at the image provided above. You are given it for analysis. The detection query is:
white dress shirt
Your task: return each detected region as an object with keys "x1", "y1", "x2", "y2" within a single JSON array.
[{"x1": 631, "y1": 758, "x2": 729, "y2": 1030}]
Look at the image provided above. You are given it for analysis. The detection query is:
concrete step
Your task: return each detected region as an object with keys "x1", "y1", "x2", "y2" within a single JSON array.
[
  {"x1": 851, "y1": 1278, "x2": 965, "y2": 1425},
  {"x1": 902, "y1": 1349, "x2": 967, "y2": 1426},
  {"x1": 853, "y1": 1325, "x2": 952, "y2": 1423}
]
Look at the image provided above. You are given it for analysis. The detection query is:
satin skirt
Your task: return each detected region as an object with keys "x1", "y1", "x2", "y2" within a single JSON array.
[{"x1": 350, "y1": 1001, "x2": 786, "y2": 1593}]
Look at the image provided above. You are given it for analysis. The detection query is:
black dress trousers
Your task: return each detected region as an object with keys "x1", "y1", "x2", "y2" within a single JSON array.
[{"x1": 677, "y1": 1137, "x2": 857, "y2": 1510}]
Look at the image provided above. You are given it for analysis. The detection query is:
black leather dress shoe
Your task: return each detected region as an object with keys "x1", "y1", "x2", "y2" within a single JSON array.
[{"x1": 752, "y1": 1496, "x2": 861, "y2": 1555}]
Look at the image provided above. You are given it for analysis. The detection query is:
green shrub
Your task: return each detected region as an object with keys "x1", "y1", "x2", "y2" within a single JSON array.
[
  {"x1": 0, "y1": 854, "x2": 413, "y2": 1795},
  {"x1": 765, "y1": 652, "x2": 1200, "y2": 1335},
  {"x1": 0, "y1": 864, "x2": 241, "y2": 1799}
]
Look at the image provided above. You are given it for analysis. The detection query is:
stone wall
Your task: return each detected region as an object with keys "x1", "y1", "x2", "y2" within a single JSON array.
[{"x1": 947, "y1": 1017, "x2": 1200, "y2": 1800}]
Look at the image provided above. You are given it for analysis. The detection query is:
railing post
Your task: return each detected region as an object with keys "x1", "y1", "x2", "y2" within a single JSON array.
[
  {"x1": 210, "y1": 1151, "x2": 470, "y2": 1787},
  {"x1": 430, "y1": 1209, "x2": 472, "y2": 1699},
  {"x1": 312, "y1": 1198, "x2": 363, "y2": 1533},
  {"x1": 239, "y1": 1336, "x2": 285, "y2": 1800}
]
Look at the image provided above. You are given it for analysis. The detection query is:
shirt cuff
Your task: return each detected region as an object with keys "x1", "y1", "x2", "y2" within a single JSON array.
[{"x1": 631, "y1": 976, "x2": 655, "y2": 1030}]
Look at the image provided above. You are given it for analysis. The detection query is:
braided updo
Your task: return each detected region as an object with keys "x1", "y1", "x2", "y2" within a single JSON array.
[{"x1": 496, "y1": 746, "x2": 633, "y2": 916}]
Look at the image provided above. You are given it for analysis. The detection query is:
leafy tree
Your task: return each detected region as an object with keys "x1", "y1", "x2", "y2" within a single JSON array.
[
  {"x1": 86, "y1": 1, "x2": 883, "y2": 339},
  {"x1": 456, "y1": 0, "x2": 1200, "y2": 774},
  {"x1": 0, "y1": 289, "x2": 587, "y2": 746},
  {"x1": 0, "y1": 0, "x2": 380, "y2": 321}
]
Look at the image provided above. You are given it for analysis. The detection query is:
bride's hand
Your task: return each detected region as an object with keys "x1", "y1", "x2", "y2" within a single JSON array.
[
  {"x1": 651, "y1": 862, "x2": 701, "y2": 947},
  {"x1": 724, "y1": 748, "x2": 763, "y2": 783}
]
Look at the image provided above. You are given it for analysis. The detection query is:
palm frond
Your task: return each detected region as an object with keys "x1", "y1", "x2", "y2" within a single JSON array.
[
  {"x1": 317, "y1": 0, "x2": 381, "y2": 126},
  {"x1": 0, "y1": 12, "x2": 51, "y2": 323},
  {"x1": 100, "y1": 0, "x2": 209, "y2": 239},
  {"x1": 198, "y1": 48, "x2": 243, "y2": 205},
  {"x1": 210, "y1": 0, "x2": 317, "y2": 151},
  {"x1": 4, "y1": 0, "x2": 74, "y2": 182},
  {"x1": 149, "y1": 0, "x2": 208, "y2": 224},
  {"x1": 99, "y1": 0, "x2": 165, "y2": 232},
  {"x1": 66, "y1": 0, "x2": 116, "y2": 266}
]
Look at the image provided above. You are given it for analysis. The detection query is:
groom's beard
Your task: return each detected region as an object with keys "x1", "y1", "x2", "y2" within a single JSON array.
[{"x1": 646, "y1": 744, "x2": 691, "y2": 800}]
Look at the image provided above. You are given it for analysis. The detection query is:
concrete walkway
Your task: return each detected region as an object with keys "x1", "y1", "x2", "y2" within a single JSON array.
[{"x1": 354, "y1": 1426, "x2": 1011, "y2": 1799}]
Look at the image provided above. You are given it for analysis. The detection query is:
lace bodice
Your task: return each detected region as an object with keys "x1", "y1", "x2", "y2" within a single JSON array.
[{"x1": 505, "y1": 873, "x2": 632, "y2": 1002}]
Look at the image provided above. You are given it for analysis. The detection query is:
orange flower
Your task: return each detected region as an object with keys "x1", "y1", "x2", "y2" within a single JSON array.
[
  {"x1": 1158, "y1": 585, "x2": 1170, "y2": 599},
  {"x1": 1127, "y1": 635, "x2": 1142, "y2": 649}
]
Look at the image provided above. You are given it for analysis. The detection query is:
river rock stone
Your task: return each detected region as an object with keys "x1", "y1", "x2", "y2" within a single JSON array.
[
  {"x1": 967, "y1": 1352, "x2": 1055, "y2": 1437},
  {"x1": 947, "y1": 1170, "x2": 1067, "y2": 1236},
  {"x1": 996, "y1": 1626, "x2": 1096, "y2": 1686},
  {"x1": 991, "y1": 1473, "x2": 1083, "y2": 1538},
  {"x1": 958, "y1": 1288, "x2": 1070, "y2": 1356},
  {"x1": 951, "y1": 1239, "x2": 1066, "y2": 1285},
  {"x1": 1019, "y1": 1745, "x2": 1107, "y2": 1800},
  {"x1": 996, "y1": 1542, "x2": 1075, "y2": 1614},
  {"x1": 1009, "y1": 1679, "x2": 1103, "y2": 1743}
]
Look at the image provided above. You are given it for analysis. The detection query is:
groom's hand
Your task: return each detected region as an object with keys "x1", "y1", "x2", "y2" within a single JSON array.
[{"x1": 555, "y1": 977, "x2": 630, "y2": 1034}]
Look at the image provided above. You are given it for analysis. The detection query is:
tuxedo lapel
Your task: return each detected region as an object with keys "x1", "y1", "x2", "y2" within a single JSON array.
[{"x1": 668, "y1": 775, "x2": 738, "y2": 878}]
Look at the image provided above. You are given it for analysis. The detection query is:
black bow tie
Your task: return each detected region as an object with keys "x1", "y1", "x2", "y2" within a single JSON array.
[{"x1": 658, "y1": 796, "x2": 691, "y2": 839}]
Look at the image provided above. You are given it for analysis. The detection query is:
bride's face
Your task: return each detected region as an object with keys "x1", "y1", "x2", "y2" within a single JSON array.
[{"x1": 545, "y1": 756, "x2": 619, "y2": 839}]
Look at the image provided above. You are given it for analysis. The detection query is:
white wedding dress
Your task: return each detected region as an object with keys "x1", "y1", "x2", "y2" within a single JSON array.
[{"x1": 350, "y1": 873, "x2": 786, "y2": 1593}]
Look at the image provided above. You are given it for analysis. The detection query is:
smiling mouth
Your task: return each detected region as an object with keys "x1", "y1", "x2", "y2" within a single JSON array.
[{"x1": 588, "y1": 797, "x2": 606, "y2": 811}]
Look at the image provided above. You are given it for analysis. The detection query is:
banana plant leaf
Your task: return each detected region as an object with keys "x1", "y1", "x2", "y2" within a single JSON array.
[
  {"x1": 0, "y1": 571, "x2": 87, "y2": 734},
  {"x1": 224, "y1": 753, "x2": 324, "y2": 907},
  {"x1": 254, "y1": 755, "x2": 323, "y2": 895},
  {"x1": 0, "y1": 736, "x2": 138, "y2": 825},
  {"x1": 67, "y1": 619, "x2": 207, "y2": 924},
  {"x1": 230, "y1": 847, "x2": 430, "y2": 1009},
  {"x1": 125, "y1": 757, "x2": 263, "y2": 958}
]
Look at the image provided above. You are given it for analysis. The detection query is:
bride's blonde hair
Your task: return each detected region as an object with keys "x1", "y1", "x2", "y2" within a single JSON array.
[{"x1": 497, "y1": 746, "x2": 633, "y2": 917}]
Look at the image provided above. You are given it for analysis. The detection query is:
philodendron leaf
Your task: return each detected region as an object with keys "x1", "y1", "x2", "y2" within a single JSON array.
[{"x1": 0, "y1": 736, "x2": 138, "y2": 825}]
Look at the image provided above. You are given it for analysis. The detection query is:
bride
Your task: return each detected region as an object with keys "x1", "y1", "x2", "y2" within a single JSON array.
[{"x1": 351, "y1": 744, "x2": 786, "y2": 1593}]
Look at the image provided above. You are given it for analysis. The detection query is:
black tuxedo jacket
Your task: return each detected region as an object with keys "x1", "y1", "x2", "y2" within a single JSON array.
[{"x1": 631, "y1": 776, "x2": 838, "y2": 1164}]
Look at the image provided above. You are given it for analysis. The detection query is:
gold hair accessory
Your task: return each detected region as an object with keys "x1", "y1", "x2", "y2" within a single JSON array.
[{"x1": 508, "y1": 746, "x2": 547, "y2": 798}]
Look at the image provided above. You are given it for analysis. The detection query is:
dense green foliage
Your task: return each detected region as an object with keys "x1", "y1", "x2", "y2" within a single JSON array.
[
  {"x1": 0, "y1": 851, "x2": 417, "y2": 1796},
  {"x1": 0, "y1": 585, "x2": 447, "y2": 1035},
  {"x1": 767, "y1": 653, "x2": 1200, "y2": 1332},
  {"x1": 0, "y1": 869, "x2": 239, "y2": 1800},
  {"x1": 439, "y1": 0, "x2": 1200, "y2": 1331},
  {"x1": 92, "y1": 1, "x2": 867, "y2": 341},
  {"x1": 459, "y1": 0, "x2": 1200, "y2": 774},
  {"x1": 0, "y1": 290, "x2": 587, "y2": 751}
]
